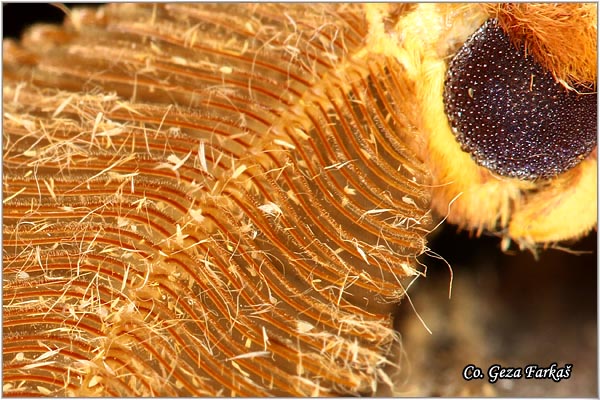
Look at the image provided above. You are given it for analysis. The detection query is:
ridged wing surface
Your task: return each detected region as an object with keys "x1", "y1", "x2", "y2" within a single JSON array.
[{"x1": 3, "y1": 4, "x2": 431, "y2": 396}]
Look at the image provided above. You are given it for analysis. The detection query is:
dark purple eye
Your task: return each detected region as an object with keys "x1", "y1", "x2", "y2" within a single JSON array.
[{"x1": 444, "y1": 19, "x2": 597, "y2": 180}]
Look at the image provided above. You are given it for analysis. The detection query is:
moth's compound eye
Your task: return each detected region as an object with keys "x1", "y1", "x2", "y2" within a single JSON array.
[{"x1": 443, "y1": 19, "x2": 597, "y2": 180}]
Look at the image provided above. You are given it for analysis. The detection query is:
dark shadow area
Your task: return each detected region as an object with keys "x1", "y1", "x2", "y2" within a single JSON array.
[
  {"x1": 3, "y1": 3, "x2": 102, "y2": 39},
  {"x1": 395, "y1": 224, "x2": 597, "y2": 396}
]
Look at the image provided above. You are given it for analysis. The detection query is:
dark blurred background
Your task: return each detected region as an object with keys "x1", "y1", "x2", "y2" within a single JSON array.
[
  {"x1": 3, "y1": 3, "x2": 101, "y2": 39},
  {"x1": 397, "y1": 225, "x2": 597, "y2": 397},
  {"x1": 3, "y1": 3, "x2": 598, "y2": 397}
]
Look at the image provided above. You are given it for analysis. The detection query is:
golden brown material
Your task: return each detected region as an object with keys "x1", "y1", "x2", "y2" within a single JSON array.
[
  {"x1": 488, "y1": 3, "x2": 597, "y2": 87},
  {"x1": 3, "y1": 4, "x2": 431, "y2": 396},
  {"x1": 2, "y1": 3, "x2": 597, "y2": 397}
]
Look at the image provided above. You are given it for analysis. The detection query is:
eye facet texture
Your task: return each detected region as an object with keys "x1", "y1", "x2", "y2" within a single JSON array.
[{"x1": 444, "y1": 19, "x2": 597, "y2": 180}]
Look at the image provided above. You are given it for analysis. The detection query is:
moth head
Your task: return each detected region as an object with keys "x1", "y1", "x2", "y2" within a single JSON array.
[{"x1": 397, "y1": 3, "x2": 597, "y2": 248}]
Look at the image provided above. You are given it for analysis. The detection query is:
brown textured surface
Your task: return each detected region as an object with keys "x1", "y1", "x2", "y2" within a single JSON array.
[
  {"x1": 3, "y1": 4, "x2": 431, "y2": 396},
  {"x1": 3, "y1": 3, "x2": 597, "y2": 397}
]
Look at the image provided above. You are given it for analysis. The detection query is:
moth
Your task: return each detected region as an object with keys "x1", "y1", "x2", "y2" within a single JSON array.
[{"x1": 2, "y1": 3, "x2": 596, "y2": 396}]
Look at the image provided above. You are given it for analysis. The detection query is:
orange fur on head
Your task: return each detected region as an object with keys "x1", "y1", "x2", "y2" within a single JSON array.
[{"x1": 487, "y1": 3, "x2": 597, "y2": 88}]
